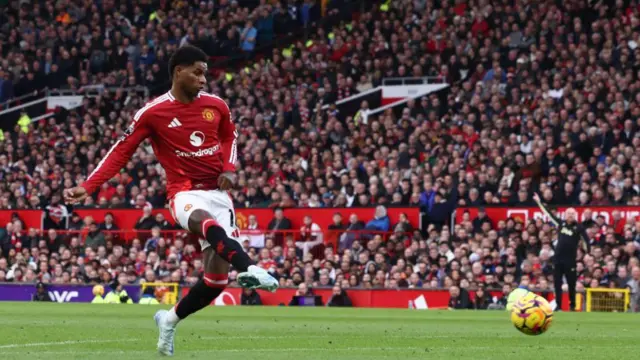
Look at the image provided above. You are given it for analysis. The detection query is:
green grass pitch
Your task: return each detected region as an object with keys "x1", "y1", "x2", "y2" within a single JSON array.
[{"x1": 0, "y1": 303, "x2": 638, "y2": 360}]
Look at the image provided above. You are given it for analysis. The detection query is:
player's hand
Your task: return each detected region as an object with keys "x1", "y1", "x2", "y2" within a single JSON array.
[
  {"x1": 533, "y1": 192, "x2": 540, "y2": 202},
  {"x1": 218, "y1": 172, "x2": 237, "y2": 191},
  {"x1": 64, "y1": 187, "x2": 88, "y2": 205}
]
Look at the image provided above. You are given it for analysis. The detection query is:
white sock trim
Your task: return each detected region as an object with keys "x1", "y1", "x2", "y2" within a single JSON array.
[{"x1": 166, "y1": 307, "x2": 180, "y2": 326}]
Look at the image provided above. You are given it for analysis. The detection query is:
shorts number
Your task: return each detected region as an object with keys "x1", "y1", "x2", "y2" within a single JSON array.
[{"x1": 229, "y1": 209, "x2": 234, "y2": 227}]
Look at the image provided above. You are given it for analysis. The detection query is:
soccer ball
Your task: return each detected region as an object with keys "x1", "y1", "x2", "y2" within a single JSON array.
[{"x1": 510, "y1": 293, "x2": 553, "y2": 335}]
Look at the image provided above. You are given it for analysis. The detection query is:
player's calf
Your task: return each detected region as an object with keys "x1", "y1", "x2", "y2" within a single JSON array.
[
  {"x1": 166, "y1": 274, "x2": 228, "y2": 325},
  {"x1": 187, "y1": 209, "x2": 278, "y2": 292}
]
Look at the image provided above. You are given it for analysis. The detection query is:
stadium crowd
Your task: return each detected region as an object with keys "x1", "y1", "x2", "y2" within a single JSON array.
[{"x1": 0, "y1": 0, "x2": 640, "y2": 310}]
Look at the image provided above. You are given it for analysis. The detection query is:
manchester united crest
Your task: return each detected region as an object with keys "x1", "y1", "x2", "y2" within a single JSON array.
[
  {"x1": 202, "y1": 109, "x2": 215, "y2": 121},
  {"x1": 235, "y1": 212, "x2": 248, "y2": 229}
]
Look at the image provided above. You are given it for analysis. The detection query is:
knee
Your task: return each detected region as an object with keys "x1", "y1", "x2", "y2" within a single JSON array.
[{"x1": 188, "y1": 209, "x2": 214, "y2": 234}]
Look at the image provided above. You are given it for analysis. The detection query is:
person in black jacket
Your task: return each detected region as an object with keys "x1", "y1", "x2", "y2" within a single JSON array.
[
  {"x1": 268, "y1": 207, "x2": 292, "y2": 243},
  {"x1": 327, "y1": 285, "x2": 353, "y2": 307},
  {"x1": 448, "y1": 285, "x2": 472, "y2": 309},
  {"x1": 240, "y1": 288, "x2": 262, "y2": 306},
  {"x1": 473, "y1": 286, "x2": 490, "y2": 310},
  {"x1": 426, "y1": 177, "x2": 458, "y2": 230},
  {"x1": 472, "y1": 207, "x2": 492, "y2": 234},
  {"x1": 533, "y1": 192, "x2": 591, "y2": 311},
  {"x1": 32, "y1": 282, "x2": 52, "y2": 302}
]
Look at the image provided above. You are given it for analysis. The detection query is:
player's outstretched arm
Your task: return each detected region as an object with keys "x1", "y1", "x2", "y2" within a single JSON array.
[{"x1": 65, "y1": 118, "x2": 151, "y2": 204}]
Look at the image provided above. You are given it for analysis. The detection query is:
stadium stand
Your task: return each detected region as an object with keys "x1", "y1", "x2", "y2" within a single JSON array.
[{"x1": 0, "y1": 0, "x2": 640, "y2": 311}]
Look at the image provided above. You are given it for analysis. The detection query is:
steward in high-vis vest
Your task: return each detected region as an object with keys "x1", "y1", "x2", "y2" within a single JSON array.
[{"x1": 104, "y1": 280, "x2": 134, "y2": 304}]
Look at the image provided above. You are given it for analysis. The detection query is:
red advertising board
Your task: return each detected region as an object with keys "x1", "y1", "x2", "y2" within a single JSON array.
[
  {"x1": 456, "y1": 206, "x2": 640, "y2": 226},
  {"x1": 5, "y1": 207, "x2": 420, "y2": 231},
  {"x1": 182, "y1": 287, "x2": 574, "y2": 311},
  {"x1": 0, "y1": 210, "x2": 42, "y2": 230},
  {"x1": 72, "y1": 208, "x2": 422, "y2": 231},
  {"x1": 186, "y1": 287, "x2": 454, "y2": 308}
]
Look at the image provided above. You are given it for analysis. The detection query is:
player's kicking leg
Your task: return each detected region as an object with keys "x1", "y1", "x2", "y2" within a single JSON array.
[
  {"x1": 183, "y1": 205, "x2": 279, "y2": 292},
  {"x1": 155, "y1": 199, "x2": 277, "y2": 356}
]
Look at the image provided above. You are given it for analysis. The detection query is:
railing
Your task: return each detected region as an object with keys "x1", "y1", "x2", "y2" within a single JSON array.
[
  {"x1": 26, "y1": 229, "x2": 410, "y2": 253},
  {"x1": 46, "y1": 85, "x2": 149, "y2": 98},
  {"x1": 358, "y1": 83, "x2": 449, "y2": 124},
  {"x1": 0, "y1": 96, "x2": 47, "y2": 117},
  {"x1": 382, "y1": 77, "x2": 448, "y2": 86},
  {"x1": 0, "y1": 90, "x2": 43, "y2": 110},
  {"x1": 319, "y1": 86, "x2": 382, "y2": 111}
]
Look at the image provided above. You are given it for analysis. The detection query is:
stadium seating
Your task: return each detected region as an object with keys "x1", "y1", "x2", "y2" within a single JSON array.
[{"x1": 0, "y1": 0, "x2": 639, "y2": 310}]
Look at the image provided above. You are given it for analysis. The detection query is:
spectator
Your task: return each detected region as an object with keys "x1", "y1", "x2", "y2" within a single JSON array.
[
  {"x1": 473, "y1": 286, "x2": 490, "y2": 310},
  {"x1": 288, "y1": 283, "x2": 322, "y2": 306},
  {"x1": 0, "y1": 223, "x2": 11, "y2": 256},
  {"x1": 327, "y1": 213, "x2": 345, "y2": 248},
  {"x1": 67, "y1": 213, "x2": 84, "y2": 231},
  {"x1": 296, "y1": 216, "x2": 323, "y2": 258},
  {"x1": 10, "y1": 221, "x2": 28, "y2": 250},
  {"x1": 100, "y1": 213, "x2": 120, "y2": 232},
  {"x1": 472, "y1": 208, "x2": 492, "y2": 234},
  {"x1": 84, "y1": 223, "x2": 106, "y2": 251},
  {"x1": 268, "y1": 208, "x2": 292, "y2": 242},
  {"x1": 246, "y1": 214, "x2": 265, "y2": 248},
  {"x1": 240, "y1": 20, "x2": 257, "y2": 53},
  {"x1": 448, "y1": 285, "x2": 472, "y2": 310},
  {"x1": 154, "y1": 213, "x2": 173, "y2": 231},
  {"x1": 144, "y1": 227, "x2": 163, "y2": 253},
  {"x1": 258, "y1": 248, "x2": 277, "y2": 271},
  {"x1": 392, "y1": 213, "x2": 413, "y2": 234},
  {"x1": 135, "y1": 206, "x2": 157, "y2": 232},
  {"x1": 327, "y1": 285, "x2": 352, "y2": 307},
  {"x1": 339, "y1": 214, "x2": 365, "y2": 252},
  {"x1": 365, "y1": 206, "x2": 390, "y2": 233},
  {"x1": 241, "y1": 288, "x2": 262, "y2": 306},
  {"x1": 32, "y1": 282, "x2": 52, "y2": 302},
  {"x1": 45, "y1": 229, "x2": 62, "y2": 254}
]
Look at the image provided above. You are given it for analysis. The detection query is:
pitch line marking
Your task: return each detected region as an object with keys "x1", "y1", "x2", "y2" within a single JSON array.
[
  {"x1": 0, "y1": 338, "x2": 140, "y2": 349},
  {"x1": 2, "y1": 345, "x2": 638, "y2": 356}
]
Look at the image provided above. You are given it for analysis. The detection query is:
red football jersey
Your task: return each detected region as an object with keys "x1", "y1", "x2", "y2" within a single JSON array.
[{"x1": 82, "y1": 91, "x2": 238, "y2": 200}]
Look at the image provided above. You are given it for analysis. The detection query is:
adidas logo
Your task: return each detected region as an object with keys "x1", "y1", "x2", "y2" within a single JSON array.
[{"x1": 168, "y1": 118, "x2": 182, "y2": 128}]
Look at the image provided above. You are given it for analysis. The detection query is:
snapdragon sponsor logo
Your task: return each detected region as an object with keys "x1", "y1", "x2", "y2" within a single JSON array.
[{"x1": 175, "y1": 144, "x2": 220, "y2": 157}]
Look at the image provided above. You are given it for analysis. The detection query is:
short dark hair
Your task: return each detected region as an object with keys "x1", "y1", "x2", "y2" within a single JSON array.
[{"x1": 168, "y1": 45, "x2": 208, "y2": 78}]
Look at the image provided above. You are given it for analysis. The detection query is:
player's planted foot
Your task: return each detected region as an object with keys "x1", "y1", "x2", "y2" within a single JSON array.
[
  {"x1": 154, "y1": 309, "x2": 176, "y2": 356},
  {"x1": 237, "y1": 265, "x2": 279, "y2": 292}
]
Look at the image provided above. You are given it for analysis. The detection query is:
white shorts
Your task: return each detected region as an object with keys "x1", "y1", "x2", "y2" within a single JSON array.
[{"x1": 169, "y1": 190, "x2": 240, "y2": 251}]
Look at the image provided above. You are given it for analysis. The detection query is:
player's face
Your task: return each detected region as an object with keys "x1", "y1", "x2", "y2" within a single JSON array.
[{"x1": 177, "y1": 61, "x2": 207, "y2": 97}]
